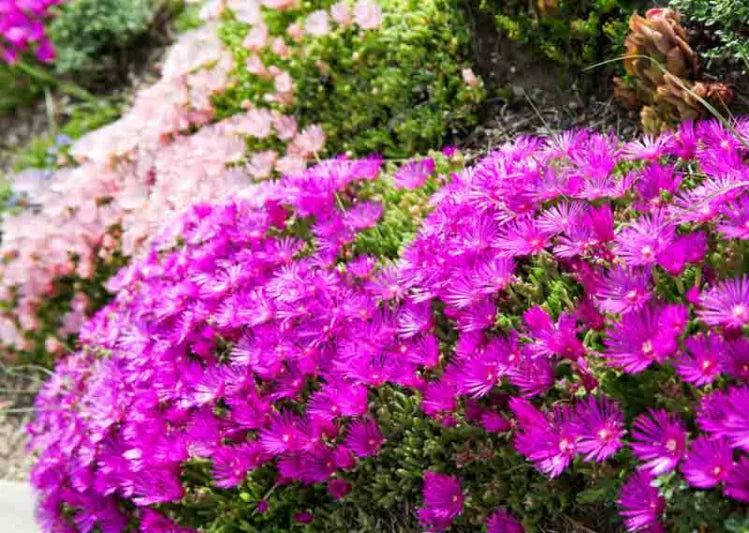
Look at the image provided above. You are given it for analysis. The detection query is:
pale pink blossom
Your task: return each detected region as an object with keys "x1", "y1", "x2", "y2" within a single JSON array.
[
  {"x1": 305, "y1": 10, "x2": 330, "y2": 37},
  {"x1": 228, "y1": 0, "x2": 261, "y2": 24},
  {"x1": 462, "y1": 68, "x2": 480, "y2": 89},
  {"x1": 273, "y1": 71, "x2": 294, "y2": 94},
  {"x1": 287, "y1": 22, "x2": 304, "y2": 42},
  {"x1": 290, "y1": 125, "x2": 326, "y2": 156},
  {"x1": 276, "y1": 154, "x2": 307, "y2": 175},
  {"x1": 247, "y1": 150, "x2": 279, "y2": 179},
  {"x1": 262, "y1": 0, "x2": 298, "y2": 10},
  {"x1": 354, "y1": 0, "x2": 382, "y2": 29},
  {"x1": 270, "y1": 37, "x2": 290, "y2": 58},
  {"x1": 243, "y1": 22, "x2": 269, "y2": 51},
  {"x1": 246, "y1": 53, "x2": 269, "y2": 76},
  {"x1": 272, "y1": 114, "x2": 298, "y2": 140},
  {"x1": 330, "y1": 1, "x2": 352, "y2": 26}
]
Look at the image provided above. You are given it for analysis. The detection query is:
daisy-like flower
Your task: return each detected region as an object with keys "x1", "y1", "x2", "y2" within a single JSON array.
[
  {"x1": 697, "y1": 386, "x2": 749, "y2": 452},
  {"x1": 344, "y1": 419, "x2": 384, "y2": 457},
  {"x1": 486, "y1": 509, "x2": 524, "y2": 533},
  {"x1": 633, "y1": 163, "x2": 681, "y2": 212},
  {"x1": 327, "y1": 478, "x2": 352, "y2": 500},
  {"x1": 417, "y1": 472, "x2": 464, "y2": 532},
  {"x1": 622, "y1": 135, "x2": 671, "y2": 161},
  {"x1": 494, "y1": 218, "x2": 551, "y2": 257},
  {"x1": 617, "y1": 471, "x2": 665, "y2": 533},
  {"x1": 630, "y1": 409, "x2": 687, "y2": 475},
  {"x1": 680, "y1": 436, "x2": 733, "y2": 489},
  {"x1": 717, "y1": 196, "x2": 749, "y2": 240},
  {"x1": 573, "y1": 396, "x2": 625, "y2": 462},
  {"x1": 699, "y1": 276, "x2": 749, "y2": 329},
  {"x1": 595, "y1": 266, "x2": 652, "y2": 315},
  {"x1": 614, "y1": 211, "x2": 675, "y2": 267},
  {"x1": 674, "y1": 333, "x2": 725, "y2": 386},
  {"x1": 725, "y1": 456, "x2": 749, "y2": 502},
  {"x1": 725, "y1": 338, "x2": 749, "y2": 381},
  {"x1": 604, "y1": 305, "x2": 681, "y2": 373},
  {"x1": 392, "y1": 158, "x2": 435, "y2": 190}
]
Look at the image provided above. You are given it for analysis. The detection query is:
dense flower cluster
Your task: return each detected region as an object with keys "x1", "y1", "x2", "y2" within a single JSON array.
[
  {"x1": 29, "y1": 120, "x2": 749, "y2": 532},
  {"x1": 0, "y1": 0, "x2": 60, "y2": 63},
  {"x1": 0, "y1": 8, "x2": 331, "y2": 359}
]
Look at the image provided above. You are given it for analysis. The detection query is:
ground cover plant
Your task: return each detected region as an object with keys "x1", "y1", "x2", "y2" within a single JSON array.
[
  {"x1": 27, "y1": 119, "x2": 749, "y2": 532},
  {"x1": 215, "y1": 0, "x2": 484, "y2": 157}
]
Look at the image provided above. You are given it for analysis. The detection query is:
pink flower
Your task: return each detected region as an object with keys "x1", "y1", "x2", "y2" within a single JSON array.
[
  {"x1": 243, "y1": 22, "x2": 269, "y2": 51},
  {"x1": 304, "y1": 10, "x2": 330, "y2": 37},
  {"x1": 327, "y1": 478, "x2": 352, "y2": 500},
  {"x1": 461, "y1": 68, "x2": 480, "y2": 89},
  {"x1": 353, "y1": 0, "x2": 382, "y2": 29},
  {"x1": 330, "y1": 1, "x2": 352, "y2": 26},
  {"x1": 417, "y1": 472, "x2": 463, "y2": 532}
]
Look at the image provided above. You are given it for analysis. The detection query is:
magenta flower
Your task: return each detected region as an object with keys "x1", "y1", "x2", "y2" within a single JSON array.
[
  {"x1": 509, "y1": 398, "x2": 578, "y2": 477},
  {"x1": 259, "y1": 412, "x2": 306, "y2": 456},
  {"x1": 698, "y1": 276, "x2": 749, "y2": 329},
  {"x1": 630, "y1": 409, "x2": 687, "y2": 475},
  {"x1": 674, "y1": 333, "x2": 725, "y2": 386},
  {"x1": 327, "y1": 478, "x2": 352, "y2": 500},
  {"x1": 614, "y1": 210, "x2": 675, "y2": 267},
  {"x1": 725, "y1": 338, "x2": 749, "y2": 381},
  {"x1": 697, "y1": 387, "x2": 749, "y2": 452},
  {"x1": 680, "y1": 436, "x2": 733, "y2": 488},
  {"x1": 486, "y1": 509, "x2": 524, "y2": 533},
  {"x1": 725, "y1": 456, "x2": 749, "y2": 502},
  {"x1": 718, "y1": 196, "x2": 749, "y2": 240},
  {"x1": 572, "y1": 396, "x2": 625, "y2": 462},
  {"x1": 417, "y1": 472, "x2": 464, "y2": 532},
  {"x1": 617, "y1": 471, "x2": 665, "y2": 533},
  {"x1": 604, "y1": 305, "x2": 681, "y2": 373},
  {"x1": 495, "y1": 218, "x2": 551, "y2": 257},
  {"x1": 595, "y1": 266, "x2": 652, "y2": 315},
  {"x1": 293, "y1": 511, "x2": 314, "y2": 523},
  {"x1": 344, "y1": 419, "x2": 384, "y2": 457}
]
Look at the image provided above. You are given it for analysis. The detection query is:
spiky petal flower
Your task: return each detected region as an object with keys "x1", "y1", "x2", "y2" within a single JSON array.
[
  {"x1": 680, "y1": 436, "x2": 733, "y2": 489},
  {"x1": 393, "y1": 158, "x2": 435, "y2": 189},
  {"x1": 725, "y1": 456, "x2": 749, "y2": 502},
  {"x1": 698, "y1": 276, "x2": 749, "y2": 329},
  {"x1": 344, "y1": 419, "x2": 384, "y2": 458},
  {"x1": 417, "y1": 472, "x2": 464, "y2": 532},
  {"x1": 573, "y1": 396, "x2": 625, "y2": 462},
  {"x1": 617, "y1": 471, "x2": 665, "y2": 533},
  {"x1": 595, "y1": 266, "x2": 652, "y2": 315},
  {"x1": 674, "y1": 333, "x2": 725, "y2": 386},
  {"x1": 604, "y1": 305, "x2": 681, "y2": 373},
  {"x1": 486, "y1": 509, "x2": 524, "y2": 533},
  {"x1": 630, "y1": 409, "x2": 687, "y2": 475},
  {"x1": 697, "y1": 387, "x2": 749, "y2": 452}
]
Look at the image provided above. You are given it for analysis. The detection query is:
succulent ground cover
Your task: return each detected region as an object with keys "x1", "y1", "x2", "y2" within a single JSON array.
[{"x1": 27, "y1": 120, "x2": 749, "y2": 532}]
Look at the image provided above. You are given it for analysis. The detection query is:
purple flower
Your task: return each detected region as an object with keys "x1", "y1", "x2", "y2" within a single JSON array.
[
  {"x1": 718, "y1": 196, "x2": 749, "y2": 240},
  {"x1": 344, "y1": 419, "x2": 384, "y2": 457},
  {"x1": 698, "y1": 276, "x2": 749, "y2": 329},
  {"x1": 417, "y1": 472, "x2": 463, "y2": 531},
  {"x1": 680, "y1": 436, "x2": 733, "y2": 488},
  {"x1": 725, "y1": 338, "x2": 749, "y2": 381},
  {"x1": 725, "y1": 456, "x2": 749, "y2": 502},
  {"x1": 327, "y1": 478, "x2": 352, "y2": 500},
  {"x1": 486, "y1": 509, "x2": 524, "y2": 533},
  {"x1": 572, "y1": 396, "x2": 625, "y2": 462},
  {"x1": 604, "y1": 305, "x2": 681, "y2": 373},
  {"x1": 495, "y1": 218, "x2": 551, "y2": 257},
  {"x1": 697, "y1": 387, "x2": 749, "y2": 452},
  {"x1": 630, "y1": 409, "x2": 687, "y2": 475},
  {"x1": 674, "y1": 333, "x2": 725, "y2": 386},
  {"x1": 617, "y1": 471, "x2": 665, "y2": 532},
  {"x1": 293, "y1": 511, "x2": 314, "y2": 523},
  {"x1": 595, "y1": 266, "x2": 652, "y2": 315},
  {"x1": 614, "y1": 210, "x2": 675, "y2": 267},
  {"x1": 509, "y1": 397, "x2": 578, "y2": 478}
]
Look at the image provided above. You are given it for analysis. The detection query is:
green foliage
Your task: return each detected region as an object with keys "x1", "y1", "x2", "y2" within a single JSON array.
[
  {"x1": 215, "y1": 0, "x2": 484, "y2": 158},
  {"x1": 488, "y1": 0, "x2": 643, "y2": 70},
  {"x1": 670, "y1": 0, "x2": 749, "y2": 66},
  {"x1": 0, "y1": 63, "x2": 46, "y2": 115},
  {"x1": 48, "y1": 0, "x2": 158, "y2": 77}
]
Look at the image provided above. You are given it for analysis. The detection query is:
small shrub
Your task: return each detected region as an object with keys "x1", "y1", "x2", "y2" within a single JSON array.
[
  {"x1": 215, "y1": 0, "x2": 484, "y2": 157},
  {"x1": 669, "y1": 0, "x2": 749, "y2": 66},
  {"x1": 47, "y1": 0, "x2": 159, "y2": 79},
  {"x1": 29, "y1": 120, "x2": 749, "y2": 533},
  {"x1": 488, "y1": 0, "x2": 645, "y2": 70}
]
